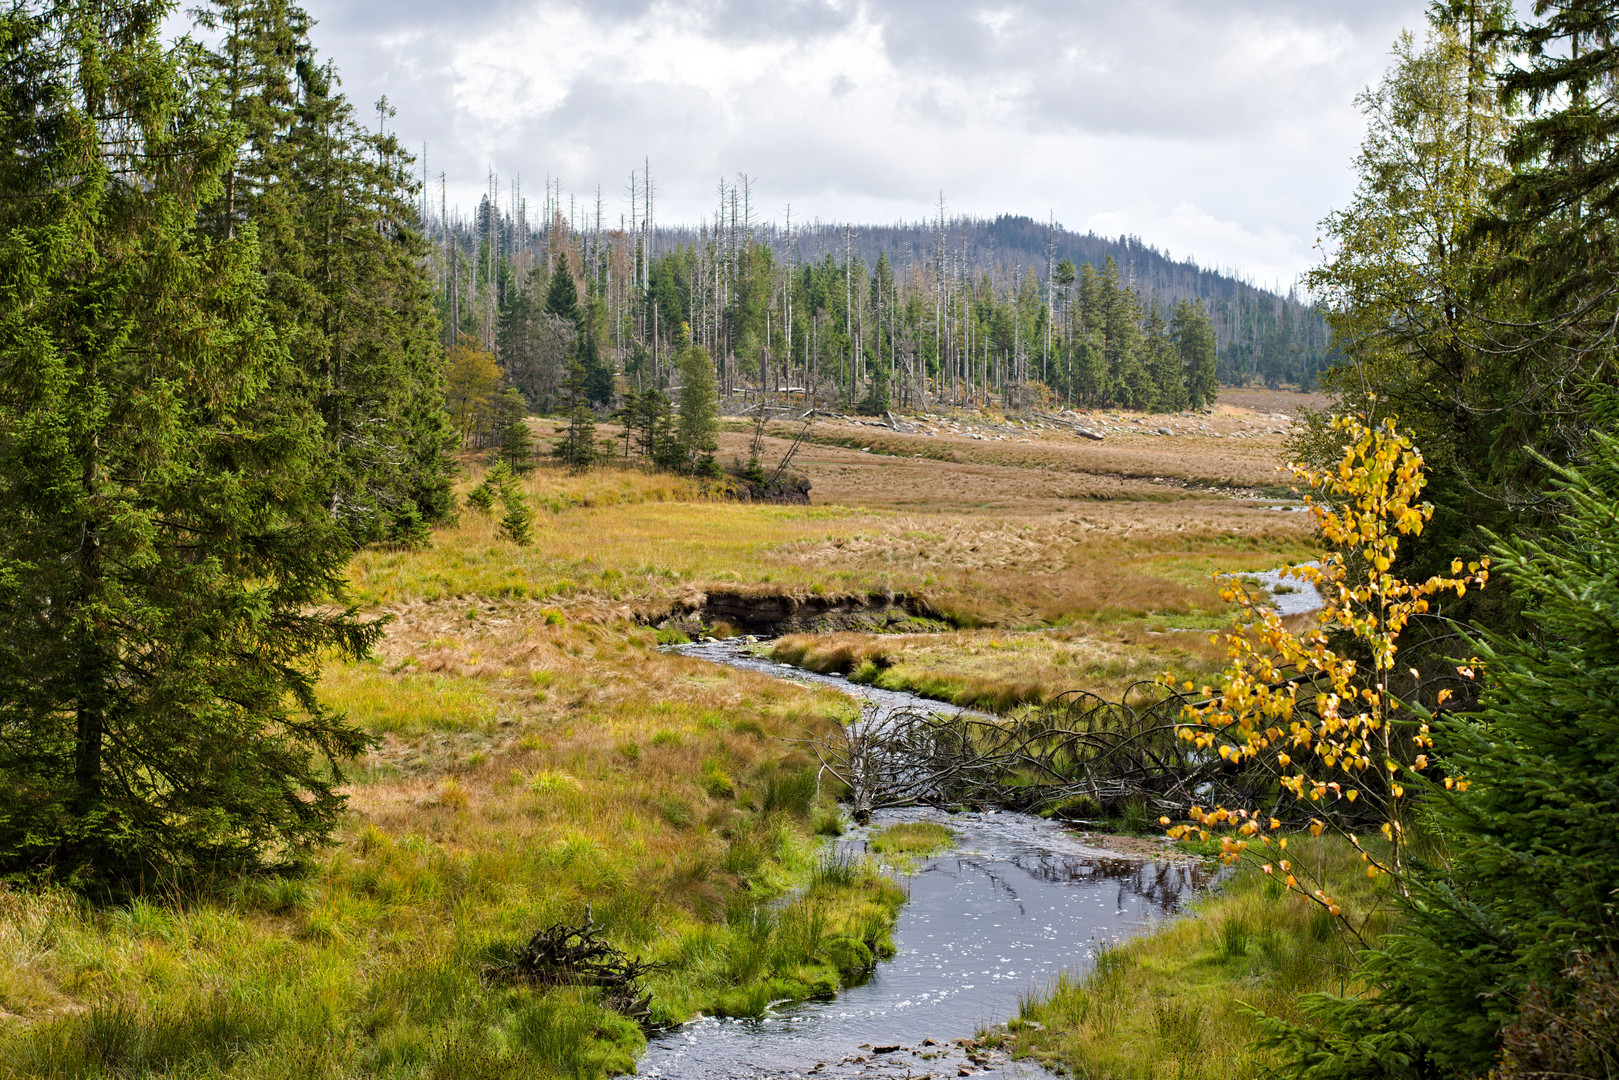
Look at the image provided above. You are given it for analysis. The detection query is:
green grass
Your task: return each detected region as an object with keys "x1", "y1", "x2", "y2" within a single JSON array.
[
  {"x1": 999, "y1": 837, "x2": 1396, "y2": 1080},
  {"x1": 0, "y1": 614, "x2": 905, "y2": 1080},
  {"x1": 869, "y1": 821, "x2": 955, "y2": 856}
]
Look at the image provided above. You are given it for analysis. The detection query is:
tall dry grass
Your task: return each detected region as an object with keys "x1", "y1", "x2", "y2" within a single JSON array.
[{"x1": 0, "y1": 615, "x2": 896, "y2": 1080}]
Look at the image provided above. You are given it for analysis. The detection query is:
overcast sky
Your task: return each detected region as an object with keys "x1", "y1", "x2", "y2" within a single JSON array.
[{"x1": 280, "y1": 0, "x2": 1430, "y2": 287}]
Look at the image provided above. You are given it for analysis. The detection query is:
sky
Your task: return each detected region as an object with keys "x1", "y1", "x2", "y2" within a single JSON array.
[{"x1": 269, "y1": 0, "x2": 1432, "y2": 288}]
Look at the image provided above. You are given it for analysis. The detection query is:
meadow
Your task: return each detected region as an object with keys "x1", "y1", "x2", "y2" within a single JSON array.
[{"x1": 0, "y1": 391, "x2": 1322, "y2": 1078}]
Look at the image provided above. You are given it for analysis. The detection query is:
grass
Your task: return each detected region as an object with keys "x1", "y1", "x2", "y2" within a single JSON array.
[
  {"x1": 349, "y1": 458, "x2": 1314, "y2": 631},
  {"x1": 998, "y1": 836, "x2": 1398, "y2": 1080},
  {"x1": 868, "y1": 821, "x2": 955, "y2": 856},
  {"x1": 0, "y1": 397, "x2": 1322, "y2": 1078},
  {"x1": 771, "y1": 627, "x2": 1230, "y2": 712},
  {"x1": 0, "y1": 612, "x2": 900, "y2": 1080}
]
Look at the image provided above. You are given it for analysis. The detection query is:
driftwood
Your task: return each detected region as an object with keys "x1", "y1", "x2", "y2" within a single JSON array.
[
  {"x1": 805, "y1": 675, "x2": 1441, "y2": 827},
  {"x1": 805, "y1": 684, "x2": 1278, "y2": 823},
  {"x1": 499, "y1": 905, "x2": 661, "y2": 1027}
]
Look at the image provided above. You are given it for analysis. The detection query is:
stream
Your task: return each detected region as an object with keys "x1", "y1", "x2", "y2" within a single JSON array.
[{"x1": 635, "y1": 642, "x2": 1216, "y2": 1079}]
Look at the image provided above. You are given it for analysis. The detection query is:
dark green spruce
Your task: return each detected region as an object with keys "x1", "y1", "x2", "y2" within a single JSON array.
[{"x1": 0, "y1": 0, "x2": 377, "y2": 885}]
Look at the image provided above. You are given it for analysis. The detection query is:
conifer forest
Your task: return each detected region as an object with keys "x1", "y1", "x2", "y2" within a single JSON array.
[{"x1": 1, "y1": 2, "x2": 1617, "y2": 1080}]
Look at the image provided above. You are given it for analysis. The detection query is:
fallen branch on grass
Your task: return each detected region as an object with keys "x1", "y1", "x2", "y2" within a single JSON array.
[{"x1": 495, "y1": 905, "x2": 662, "y2": 1028}]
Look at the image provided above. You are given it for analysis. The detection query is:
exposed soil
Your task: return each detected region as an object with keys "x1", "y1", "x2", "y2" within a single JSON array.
[{"x1": 651, "y1": 589, "x2": 948, "y2": 636}]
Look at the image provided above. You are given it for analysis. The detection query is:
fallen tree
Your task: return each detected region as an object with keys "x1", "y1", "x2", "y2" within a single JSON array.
[{"x1": 803, "y1": 677, "x2": 1423, "y2": 828}]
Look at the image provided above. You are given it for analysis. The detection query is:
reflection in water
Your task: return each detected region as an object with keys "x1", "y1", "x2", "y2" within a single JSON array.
[
  {"x1": 631, "y1": 808, "x2": 1208, "y2": 1080},
  {"x1": 1012, "y1": 853, "x2": 1211, "y2": 910},
  {"x1": 641, "y1": 644, "x2": 1213, "y2": 1078}
]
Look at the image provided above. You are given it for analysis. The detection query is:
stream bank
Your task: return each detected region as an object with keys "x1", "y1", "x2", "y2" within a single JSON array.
[
  {"x1": 652, "y1": 590, "x2": 951, "y2": 638},
  {"x1": 638, "y1": 641, "x2": 1215, "y2": 1078},
  {"x1": 633, "y1": 807, "x2": 1210, "y2": 1079}
]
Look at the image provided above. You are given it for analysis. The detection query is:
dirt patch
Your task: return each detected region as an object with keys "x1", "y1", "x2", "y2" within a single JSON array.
[{"x1": 651, "y1": 590, "x2": 947, "y2": 637}]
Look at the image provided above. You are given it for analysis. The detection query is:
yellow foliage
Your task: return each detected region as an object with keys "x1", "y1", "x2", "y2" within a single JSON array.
[
  {"x1": 1165, "y1": 414, "x2": 1488, "y2": 917},
  {"x1": 443, "y1": 336, "x2": 504, "y2": 443}
]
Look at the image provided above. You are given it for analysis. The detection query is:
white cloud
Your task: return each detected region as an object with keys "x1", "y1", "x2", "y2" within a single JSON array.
[{"x1": 276, "y1": 0, "x2": 1427, "y2": 282}]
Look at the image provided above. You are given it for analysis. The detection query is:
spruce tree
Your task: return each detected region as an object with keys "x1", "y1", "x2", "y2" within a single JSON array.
[
  {"x1": 580, "y1": 330, "x2": 617, "y2": 407},
  {"x1": 1172, "y1": 299, "x2": 1219, "y2": 409},
  {"x1": 544, "y1": 257, "x2": 583, "y2": 326},
  {"x1": 625, "y1": 389, "x2": 680, "y2": 471},
  {"x1": 0, "y1": 0, "x2": 375, "y2": 883},
  {"x1": 195, "y1": 0, "x2": 456, "y2": 545},
  {"x1": 676, "y1": 345, "x2": 720, "y2": 475},
  {"x1": 551, "y1": 361, "x2": 599, "y2": 472},
  {"x1": 500, "y1": 418, "x2": 536, "y2": 474},
  {"x1": 1262, "y1": 396, "x2": 1619, "y2": 1078},
  {"x1": 1142, "y1": 306, "x2": 1185, "y2": 412},
  {"x1": 499, "y1": 265, "x2": 572, "y2": 410},
  {"x1": 1072, "y1": 264, "x2": 1109, "y2": 403},
  {"x1": 1100, "y1": 259, "x2": 1151, "y2": 409}
]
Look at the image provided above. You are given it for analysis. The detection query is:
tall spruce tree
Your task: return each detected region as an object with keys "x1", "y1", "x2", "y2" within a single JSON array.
[
  {"x1": 1142, "y1": 305, "x2": 1185, "y2": 412},
  {"x1": 196, "y1": 0, "x2": 455, "y2": 545},
  {"x1": 1100, "y1": 260, "x2": 1152, "y2": 409},
  {"x1": 551, "y1": 361, "x2": 599, "y2": 471},
  {"x1": 1072, "y1": 263, "x2": 1109, "y2": 403},
  {"x1": 0, "y1": 0, "x2": 376, "y2": 883},
  {"x1": 676, "y1": 345, "x2": 720, "y2": 475},
  {"x1": 1172, "y1": 299, "x2": 1219, "y2": 409}
]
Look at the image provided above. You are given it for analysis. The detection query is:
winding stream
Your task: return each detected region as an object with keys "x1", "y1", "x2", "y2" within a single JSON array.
[{"x1": 635, "y1": 643, "x2": 1215, "y2": 1078}]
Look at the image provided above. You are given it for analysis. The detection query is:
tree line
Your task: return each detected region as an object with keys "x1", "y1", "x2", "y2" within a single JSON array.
[{"x1": 428, "y1": 182, "x2": 1290, "y2": 425}]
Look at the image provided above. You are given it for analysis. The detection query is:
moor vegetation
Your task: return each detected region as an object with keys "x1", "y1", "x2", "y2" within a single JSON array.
[{"x1": 2, "y1": 1, "x2": 1617, "y2": 1080}]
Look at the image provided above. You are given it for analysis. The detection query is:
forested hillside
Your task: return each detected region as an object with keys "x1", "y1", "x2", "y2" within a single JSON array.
[{"x1": 426, "y1": 173, "x2": 1329, "y2": 423}]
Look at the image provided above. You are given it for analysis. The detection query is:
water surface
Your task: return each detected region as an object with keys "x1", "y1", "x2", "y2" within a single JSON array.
[
  {"x1": 640, "y1": 637, "x2": 1212, "y2": 1077},
  {"x1": 634, "y1": 807, "x2": 1209, "y2": 1078}
]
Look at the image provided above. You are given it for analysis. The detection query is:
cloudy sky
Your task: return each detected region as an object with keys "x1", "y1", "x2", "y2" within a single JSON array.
[{"x1": 284, "y1": 0, "x2": 1431, "y2": 286}]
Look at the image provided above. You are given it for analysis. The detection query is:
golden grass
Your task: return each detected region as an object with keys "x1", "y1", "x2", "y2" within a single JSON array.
[
  {"x1": 0, "y1": 392, "x2": 1326, "y2": 1078},
  {"x1": 349, "y1": 457, "x2": 1314, "y2": 634},
  {"x1": 771, "y1": 625, "x2": 1229, "y2": 711}
]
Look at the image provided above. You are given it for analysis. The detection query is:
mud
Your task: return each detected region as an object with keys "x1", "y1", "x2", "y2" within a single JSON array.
[{"x1": 654, "y1": 590, "x2": 950, "y2": 637}]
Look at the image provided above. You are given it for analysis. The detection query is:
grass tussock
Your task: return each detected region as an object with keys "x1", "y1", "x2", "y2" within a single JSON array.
[
  {"x1": 771, "y1": 626, "x2": 1229, "y2": 710},
  {"x1": 869, "y1": 821, "x2": 955, "y2": 856},
  {"x1": 1003, "y1": 837, "x2": 1396, "y2": 1080}
]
